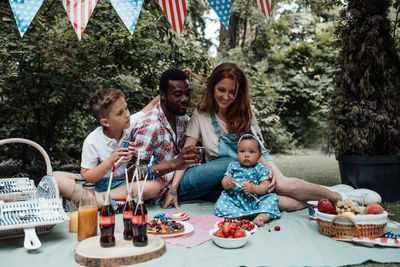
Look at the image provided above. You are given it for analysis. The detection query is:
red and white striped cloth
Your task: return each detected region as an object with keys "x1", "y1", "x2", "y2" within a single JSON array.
[
  {"x1": 61, "y1": 0, "x2": 98, "y2": 40},
  {"x1": 156, "y1": 0, "x2": 188, "y2": 36},
  {"x1": 254, "y1": 0, "x2": 271, "y2": 17}
]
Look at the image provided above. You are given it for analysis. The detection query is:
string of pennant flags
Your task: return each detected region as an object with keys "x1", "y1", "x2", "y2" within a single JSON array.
[{"x1": 8, "y1": 0, "x2": 274, "y2": 39}]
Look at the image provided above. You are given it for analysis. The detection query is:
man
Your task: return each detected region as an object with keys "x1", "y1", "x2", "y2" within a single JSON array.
[{"x1": 130, "y1": 69, "x2": 200, "y2": 204}]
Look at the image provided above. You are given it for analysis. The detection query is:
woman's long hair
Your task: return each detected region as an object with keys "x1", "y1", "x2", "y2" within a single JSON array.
[{"x1": 197, "y1": 63, "x2": 252, "y2": 137}]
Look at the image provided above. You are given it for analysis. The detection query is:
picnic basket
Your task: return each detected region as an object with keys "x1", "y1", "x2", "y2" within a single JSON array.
[
  {"x1": 315, "y1": 209, "x2": 388, "y2": 239},
  {"x1": 0, "y1": 177, "x2": 36, "y2": 201},
  {"x1": 0, "y1": 138, "x2": 68, "y2": 246}
]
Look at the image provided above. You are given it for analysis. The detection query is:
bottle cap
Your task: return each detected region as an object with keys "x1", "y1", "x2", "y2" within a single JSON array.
[
  {"x1": 83, "y1": 182, "x2": 96, "y2": 187},
  {"x1": 74, "y1": 178, "x2": 86, "y2": 182}
]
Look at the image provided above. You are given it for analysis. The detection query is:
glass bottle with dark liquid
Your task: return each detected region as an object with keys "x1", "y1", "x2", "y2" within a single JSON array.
[
  {"x1": 99, "y1": 195, "x2": 115, "y2": 247},
  {"x1": 132, "y1": 196, "x2": 148, "y2": 247},
  {"x1": 123, "y1": 187, "x2": 136, "y2": 240}
]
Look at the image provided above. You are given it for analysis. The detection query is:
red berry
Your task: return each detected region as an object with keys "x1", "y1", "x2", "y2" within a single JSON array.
[{"x1": 274, "y1": 226, "x2": 280, "y2": 231}]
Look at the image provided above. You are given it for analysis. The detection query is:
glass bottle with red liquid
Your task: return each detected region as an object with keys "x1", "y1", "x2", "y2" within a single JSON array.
[
  {"x1": 122, "y1": 186, "x2": 136, "y2": 240},
  {"x1": 132, "y1": 195, "x2": 148, "y2": 247},
  {"x1": 99, "y1": 194, "x2": 115, "y2": 247}
]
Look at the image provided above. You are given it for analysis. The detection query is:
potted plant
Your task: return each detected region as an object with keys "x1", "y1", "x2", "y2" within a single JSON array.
[{"x1": 328, "y1": 0, "x2": 400, "y2": 201}]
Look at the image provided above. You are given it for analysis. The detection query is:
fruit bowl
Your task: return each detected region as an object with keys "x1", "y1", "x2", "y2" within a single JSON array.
[{"x1": 209, "y1": 228, "x2": 250, "y2": 249}]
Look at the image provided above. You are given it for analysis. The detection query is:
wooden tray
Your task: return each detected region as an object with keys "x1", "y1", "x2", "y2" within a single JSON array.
[{"x1": 75, "y1": 233, "x2": 166, "y2": 267}]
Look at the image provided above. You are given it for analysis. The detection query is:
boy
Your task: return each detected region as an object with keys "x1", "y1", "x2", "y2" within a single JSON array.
[{"x1": 54, "y1": 89, "x2": 161, "y2": 208}]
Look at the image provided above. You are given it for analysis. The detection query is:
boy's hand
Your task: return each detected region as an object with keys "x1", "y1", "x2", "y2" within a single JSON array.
[
  {"x1": 114, "y1": 148, "x2": 132, "y2": 164},
  {"x1": 241, "y1": 181, "x2": 254, "y2": 194}
]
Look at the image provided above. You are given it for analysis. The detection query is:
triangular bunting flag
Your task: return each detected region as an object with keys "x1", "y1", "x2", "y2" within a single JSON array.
[
  {"x1": 61, "y1": 0, "x2": 98, "y2": 40},
  {"x1": 305, "y1": 0, "x2": 310, "y2": 7},
  {"x1": 8, "y1": 0, "x2": 44, "y2": 37},
  {"x1": 207, "y1": 0, "x2": 232, "y2": 30},
  {"x1": 110, "y1": 0, "x2": 144, "y2": 34},
  {"x1": 254, "y1": 0, "x2": 271, "y2": 17},
  {"x1": 156, "y1": 0, "x2": 188, "y2": 36}
]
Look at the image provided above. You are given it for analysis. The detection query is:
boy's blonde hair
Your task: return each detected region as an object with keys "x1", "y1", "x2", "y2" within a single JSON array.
[{"x1": 89, "y1": 89, "x2": 124, "y2": 121}]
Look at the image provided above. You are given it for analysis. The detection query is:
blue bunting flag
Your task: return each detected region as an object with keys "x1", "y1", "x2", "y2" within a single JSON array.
[
  {"x1": 207, "y1": 0, "x2": 232, "y2": 30},
  {"x1": 8, "y1": 0, "x2": 44, "y2": 37},
  {"x1": 110, "y1": 0, "x2": 145, "y2": 34}
]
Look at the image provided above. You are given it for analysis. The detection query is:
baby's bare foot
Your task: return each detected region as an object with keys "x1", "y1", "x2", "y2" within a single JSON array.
[{"x1": 253, "y1": 213, "x2": 270, "y2": 227}]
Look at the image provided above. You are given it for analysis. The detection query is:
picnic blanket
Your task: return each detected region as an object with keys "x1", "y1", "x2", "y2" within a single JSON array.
[{"x1": 0, "y1": 201, "x2": 399, "y2": 267}]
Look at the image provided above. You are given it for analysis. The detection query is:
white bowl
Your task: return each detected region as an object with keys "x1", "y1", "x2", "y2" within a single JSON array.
[{"x1": 209, "y1": 229, "x2": 250, "y2": 249}]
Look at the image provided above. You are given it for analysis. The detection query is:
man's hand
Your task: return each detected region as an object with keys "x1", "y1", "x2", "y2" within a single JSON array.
[
  {"x1": 174, "y1": 145, "x2": 201, "y2": 170},
  {"x1": 162, "y1": 191, "x2": 179, "y2": 209},
  {"x1": 241, "y1": 181, "x2": 254, "y2": 194}
]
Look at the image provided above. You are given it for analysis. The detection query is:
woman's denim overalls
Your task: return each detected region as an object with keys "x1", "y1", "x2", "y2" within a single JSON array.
[{"x1": 178, "y1": 113, "x2": 272, "y2": 201}]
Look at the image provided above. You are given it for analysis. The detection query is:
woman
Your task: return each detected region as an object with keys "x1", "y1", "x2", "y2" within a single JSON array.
[{"x1": 162, "y1": 63, "x2": 380, "y2": 210}]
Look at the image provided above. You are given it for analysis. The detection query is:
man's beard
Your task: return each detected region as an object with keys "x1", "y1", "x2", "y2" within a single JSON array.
[{"x1": 165, "y1": 98, "x2": 187, "y2": 116}]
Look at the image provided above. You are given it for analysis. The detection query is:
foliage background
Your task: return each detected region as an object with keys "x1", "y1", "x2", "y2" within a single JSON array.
[{"x1": 0, "y1": 0, "x2": 399, "y2": 179}]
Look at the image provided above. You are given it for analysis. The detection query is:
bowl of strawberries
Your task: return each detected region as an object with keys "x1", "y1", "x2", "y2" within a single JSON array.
[{"x1": 209, "y1": 218, "x2": 251, "y2": 248}]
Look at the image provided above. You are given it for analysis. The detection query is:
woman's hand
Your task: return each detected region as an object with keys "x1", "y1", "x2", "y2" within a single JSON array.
[
  {"x1": 267, "y1": 168, "x2": 277, "y2": 193},
  {"x1": 162, "y1": 191, "x2": 179, "y2": 209},
  {"x1": 241, "y1": 181, "x2": 254, "y2": 194}
]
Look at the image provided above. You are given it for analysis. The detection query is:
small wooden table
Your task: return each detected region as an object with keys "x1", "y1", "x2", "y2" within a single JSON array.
[{"x1": 75, "y1": 233, "x2": 165, "y2": 267}]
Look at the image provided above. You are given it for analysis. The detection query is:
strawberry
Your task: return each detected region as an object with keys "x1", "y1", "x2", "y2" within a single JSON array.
[
  {"x1": 234, "y1": 229, "x2": 246, "y2": 238},
  {"x1": 222, "y1": 224, "x2": 231, "y2": 236},
  {"x1": 214, "y1": 229, "x2": 225, "y2": 238},
  {"x1": 228, "y1": 222, "x2": 237, "y2": 229}
]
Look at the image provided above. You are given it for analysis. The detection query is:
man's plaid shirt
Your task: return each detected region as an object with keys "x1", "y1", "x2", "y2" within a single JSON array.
[{"x1": 130, "y1": 102, "x2": 189, "y2": 202}]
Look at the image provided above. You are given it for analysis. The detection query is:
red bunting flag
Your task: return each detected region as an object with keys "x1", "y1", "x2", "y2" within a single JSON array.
[
  {"x1": 254, "y1": 0, "x2": 271, "y2": 17},
  {"x1": 156, "y1": 0, "x2": 188, "y2": 36},
  {"x1": 61, "y1": 0, "x2": 98, "y2": 40}
]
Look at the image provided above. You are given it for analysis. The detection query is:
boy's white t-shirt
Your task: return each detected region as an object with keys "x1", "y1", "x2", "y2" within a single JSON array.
[{"x1": 81, "y1": 111, "x2": 145, "y2": 179}]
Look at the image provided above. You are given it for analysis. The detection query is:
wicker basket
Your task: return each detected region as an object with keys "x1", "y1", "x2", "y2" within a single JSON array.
[
  {"x1": 0, "y1": 138, "x2": 67, "y2": 242},
  {"x1": 315, "y1": 209, "x2": 388, "y2": 239}
]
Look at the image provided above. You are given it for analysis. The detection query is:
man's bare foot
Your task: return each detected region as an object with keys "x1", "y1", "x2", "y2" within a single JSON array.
[{"x1": 253, "y1": 213, "x2": 271, "y2": 227}]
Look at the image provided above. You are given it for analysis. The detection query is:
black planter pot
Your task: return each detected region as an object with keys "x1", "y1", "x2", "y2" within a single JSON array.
[{"x1": 337, "y1": 155, "x2": 400, "y2": 202}]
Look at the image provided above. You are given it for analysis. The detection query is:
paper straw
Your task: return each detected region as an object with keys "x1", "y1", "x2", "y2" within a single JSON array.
[
  {"x1": 104, "y1": 170, "x2": 114, "y2": 204},
  {"x1": 114, "y1": 155, "x2": 124, "y2": 167},
  {"x1": 124, "y1": 167, "x2": 130, "y2": 195},
  {"x1": 138, "y1": 156, "x2": 156, "y2": 198},
  {"x1": 235, "y1": 181, "x2": 261, "y2": 203},
  {"x1": 128, "y1": 149, "x2": 142, "y2": 195}
]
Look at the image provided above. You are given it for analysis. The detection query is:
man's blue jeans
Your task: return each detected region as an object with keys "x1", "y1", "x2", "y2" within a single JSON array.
[{"x1": 177, "y1": 157, "x2": 236, "y2": 201}]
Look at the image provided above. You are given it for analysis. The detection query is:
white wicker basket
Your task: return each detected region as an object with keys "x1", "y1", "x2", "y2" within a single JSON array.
[
  {"x1": 315, "y1": 208, "x2": 388, "y2": 239},
  {"x1": 0, "y1": 138, "x2": 68, "y2": 248}
]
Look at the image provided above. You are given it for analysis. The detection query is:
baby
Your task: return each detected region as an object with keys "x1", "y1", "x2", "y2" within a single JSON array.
[{"x1": 214, "y1": 134, "x2": 280, "y2": 226}]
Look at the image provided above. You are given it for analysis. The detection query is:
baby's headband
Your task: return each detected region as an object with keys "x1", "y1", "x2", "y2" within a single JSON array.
[{"x1": 238, "y1": 133, "x2": 263, "y2": 149}]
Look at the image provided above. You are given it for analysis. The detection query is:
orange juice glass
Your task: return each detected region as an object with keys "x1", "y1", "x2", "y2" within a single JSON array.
[{"x1": 78, "y1": 205, "x2": 98, "y2": 241}]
